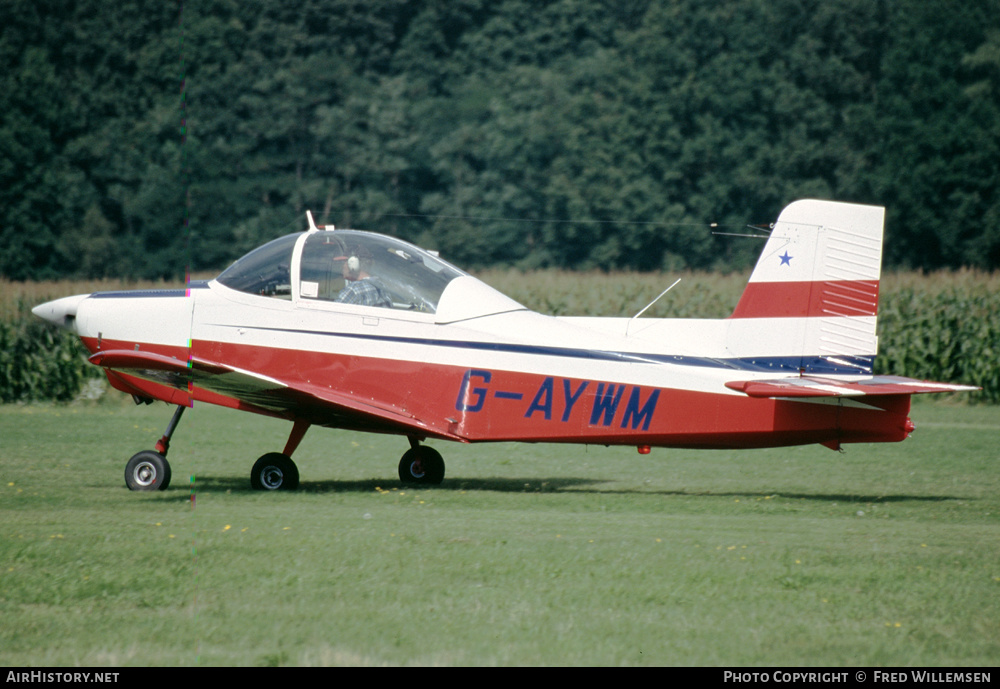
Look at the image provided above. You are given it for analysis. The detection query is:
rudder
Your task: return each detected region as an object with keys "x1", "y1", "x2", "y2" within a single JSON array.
[{"x1": 727, "y1": 200, "x2": 885, "y2": 376}]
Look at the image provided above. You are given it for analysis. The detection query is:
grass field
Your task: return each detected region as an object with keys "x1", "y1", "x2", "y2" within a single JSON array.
[{"x1": 1, "y1": 397, "x2": 997, "y2": 666}]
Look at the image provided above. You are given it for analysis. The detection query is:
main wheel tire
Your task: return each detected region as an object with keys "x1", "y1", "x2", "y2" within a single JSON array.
[
  {"x1": 125, "y1": 451, "x2": 172, "y2": 491},
  {"x1": 250, "y1": 453, "x2": 299, "y2": 491},
  {"x1": 398, "y1": 446, "x2": 445, "y2": 485}
]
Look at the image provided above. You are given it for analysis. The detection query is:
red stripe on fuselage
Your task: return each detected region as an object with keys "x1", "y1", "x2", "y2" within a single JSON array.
[
  {"x1": 730, "y1": 280, "x2": 879, "y2": 319},
  {"x1": 188, "y1": 340, "x2": 911, "y2": 449},
  {"x1": 83, "y1": 335, "x2": 912, "y2": 449}
]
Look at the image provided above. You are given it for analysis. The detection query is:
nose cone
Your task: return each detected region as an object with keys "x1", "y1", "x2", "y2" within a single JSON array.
[{"x1": 32, "y1": 294, "x2": 90, "y2": 331}]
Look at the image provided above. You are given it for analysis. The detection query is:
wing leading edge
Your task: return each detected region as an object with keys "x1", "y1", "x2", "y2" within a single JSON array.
[{"x1": 88, "y1": 349, "x2": 465, "y2": 442}]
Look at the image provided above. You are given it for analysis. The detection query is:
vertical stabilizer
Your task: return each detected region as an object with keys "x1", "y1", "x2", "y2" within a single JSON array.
[{"x1": 727, "y1": 200, "x2": 885, "y2": 376}]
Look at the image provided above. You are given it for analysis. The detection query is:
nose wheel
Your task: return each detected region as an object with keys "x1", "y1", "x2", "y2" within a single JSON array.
[
  {"x1": 125, "y1": 450, "x2": 171, "y2": 491},
  {"x1": 124, "y1": 405, "x2": 185, "y2": 491}
]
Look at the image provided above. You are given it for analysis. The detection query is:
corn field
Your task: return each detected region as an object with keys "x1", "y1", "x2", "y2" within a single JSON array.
[{"x1": 3, "y1": 271, "x2": 996, "y2": 403}]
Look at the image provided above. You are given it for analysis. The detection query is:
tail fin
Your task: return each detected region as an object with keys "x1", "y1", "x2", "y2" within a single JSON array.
[{"x1": 727, "y1": 199, "x2": 885, "y2": 376}]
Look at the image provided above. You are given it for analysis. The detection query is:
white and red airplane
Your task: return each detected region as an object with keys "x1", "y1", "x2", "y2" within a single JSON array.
[{"x1": 33, "y1": 199, "x2": 976, "y2": 491}]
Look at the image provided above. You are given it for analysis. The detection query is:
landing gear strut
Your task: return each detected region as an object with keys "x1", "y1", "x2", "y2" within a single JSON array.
[
  {"x1": 124, "y1": 404, "x2": 185, "y2": 491},
  {"x1": 398, "y1": 438, "x2": 445, "y2": 485}
]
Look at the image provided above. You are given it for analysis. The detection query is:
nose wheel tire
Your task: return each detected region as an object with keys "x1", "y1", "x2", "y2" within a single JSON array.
[
  {"x1": 251, "y1": 453, "x2": 299, "y2": 491},
  {"x1": 125, "y1": 451, "x2": 172, "y2": 491},
  {"x1": 398, "y1": 446, "x2": 445, "y2": 485}
]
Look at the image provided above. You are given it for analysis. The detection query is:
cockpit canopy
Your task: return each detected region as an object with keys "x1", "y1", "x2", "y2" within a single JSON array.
[{"x1": 216, "y1": 229, "x2": 468, "y2": 314}]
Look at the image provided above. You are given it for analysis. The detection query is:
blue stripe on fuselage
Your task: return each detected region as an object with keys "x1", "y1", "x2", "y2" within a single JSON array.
[
  {"x1": 90, "y1": 281, "x2": 209, "y2": 299},
  {"x1": 246, "y1": 326, "x2": 874, "y2": 375}
]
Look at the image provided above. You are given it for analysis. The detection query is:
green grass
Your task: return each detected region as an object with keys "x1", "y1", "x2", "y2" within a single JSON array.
[{"x1": 1, "y1": 398, "x2": 998, "y2": 666}]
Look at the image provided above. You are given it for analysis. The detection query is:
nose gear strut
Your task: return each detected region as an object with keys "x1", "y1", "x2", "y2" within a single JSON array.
[{"x1": 124, "y1": 404, "x2": 187, "y2": 491}]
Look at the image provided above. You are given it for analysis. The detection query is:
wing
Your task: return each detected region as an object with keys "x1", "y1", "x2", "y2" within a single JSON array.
[
  {"x1": 88, "y1": 349, "x2": 465, "y2": 441},
  {"x1": 725, "y1": 375, "x2": 979, "y2": 399}
]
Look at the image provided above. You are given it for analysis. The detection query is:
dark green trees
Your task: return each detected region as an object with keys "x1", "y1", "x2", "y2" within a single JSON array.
[{"x1": 2, "y1": 0, "x2": 998, "y2": 278}]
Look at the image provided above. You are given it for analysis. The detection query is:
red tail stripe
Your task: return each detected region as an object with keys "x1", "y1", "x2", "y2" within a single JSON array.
[{"x1": 730, "y1": 280, "x2": 879, "y2": 319}]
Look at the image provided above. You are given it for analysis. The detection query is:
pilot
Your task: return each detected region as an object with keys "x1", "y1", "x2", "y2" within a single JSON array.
[{"x1": 336, "y1": 253, "x2": 393, "y2": 308}]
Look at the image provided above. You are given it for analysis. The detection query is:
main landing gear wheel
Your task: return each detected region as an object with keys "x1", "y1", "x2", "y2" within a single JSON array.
[
  {"x1": 124, "y1": 451, "x2": 172, "y2": 491},
  {"x1": 398, "y1": 446, "x2": 445, "y2": 485},
  {"x1": 251, "y1": 452, "x2": 300, "y2": 491}
]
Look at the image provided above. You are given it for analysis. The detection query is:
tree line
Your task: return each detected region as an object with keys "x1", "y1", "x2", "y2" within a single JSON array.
[{"x1": 2, "y1": 0, "x2": 998, "y2": 280}]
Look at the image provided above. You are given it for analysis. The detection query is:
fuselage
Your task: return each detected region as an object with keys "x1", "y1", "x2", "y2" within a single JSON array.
[{"x1": 53, "y1": 269, "x2": 911, "y2": 451}]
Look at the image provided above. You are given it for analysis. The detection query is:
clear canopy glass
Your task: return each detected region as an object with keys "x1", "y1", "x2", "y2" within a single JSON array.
[
  {"x1": 216, "y1": 233, "x2": 298, "y2": 298},
  {"x1": 216, "y1": 230, "x2": 467, "y2": 314}
]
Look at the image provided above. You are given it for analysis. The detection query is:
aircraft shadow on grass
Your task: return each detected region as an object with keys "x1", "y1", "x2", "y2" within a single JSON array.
[
  {"x1": 176, "y1": 475, "x2": 599, "y2": 495},
  {"x1": 162, "y1": 475, "x2": 968, "y2": 504}
]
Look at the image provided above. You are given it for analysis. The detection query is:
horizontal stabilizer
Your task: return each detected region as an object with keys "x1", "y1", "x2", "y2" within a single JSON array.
[{"x1": 725, "y1": 375, "x2": 979, "y2": 399}]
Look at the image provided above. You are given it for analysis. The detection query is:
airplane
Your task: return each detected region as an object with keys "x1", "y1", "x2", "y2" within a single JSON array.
[{"x1": 32, "y1": 199, "x2": 977, "y2": 492}]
